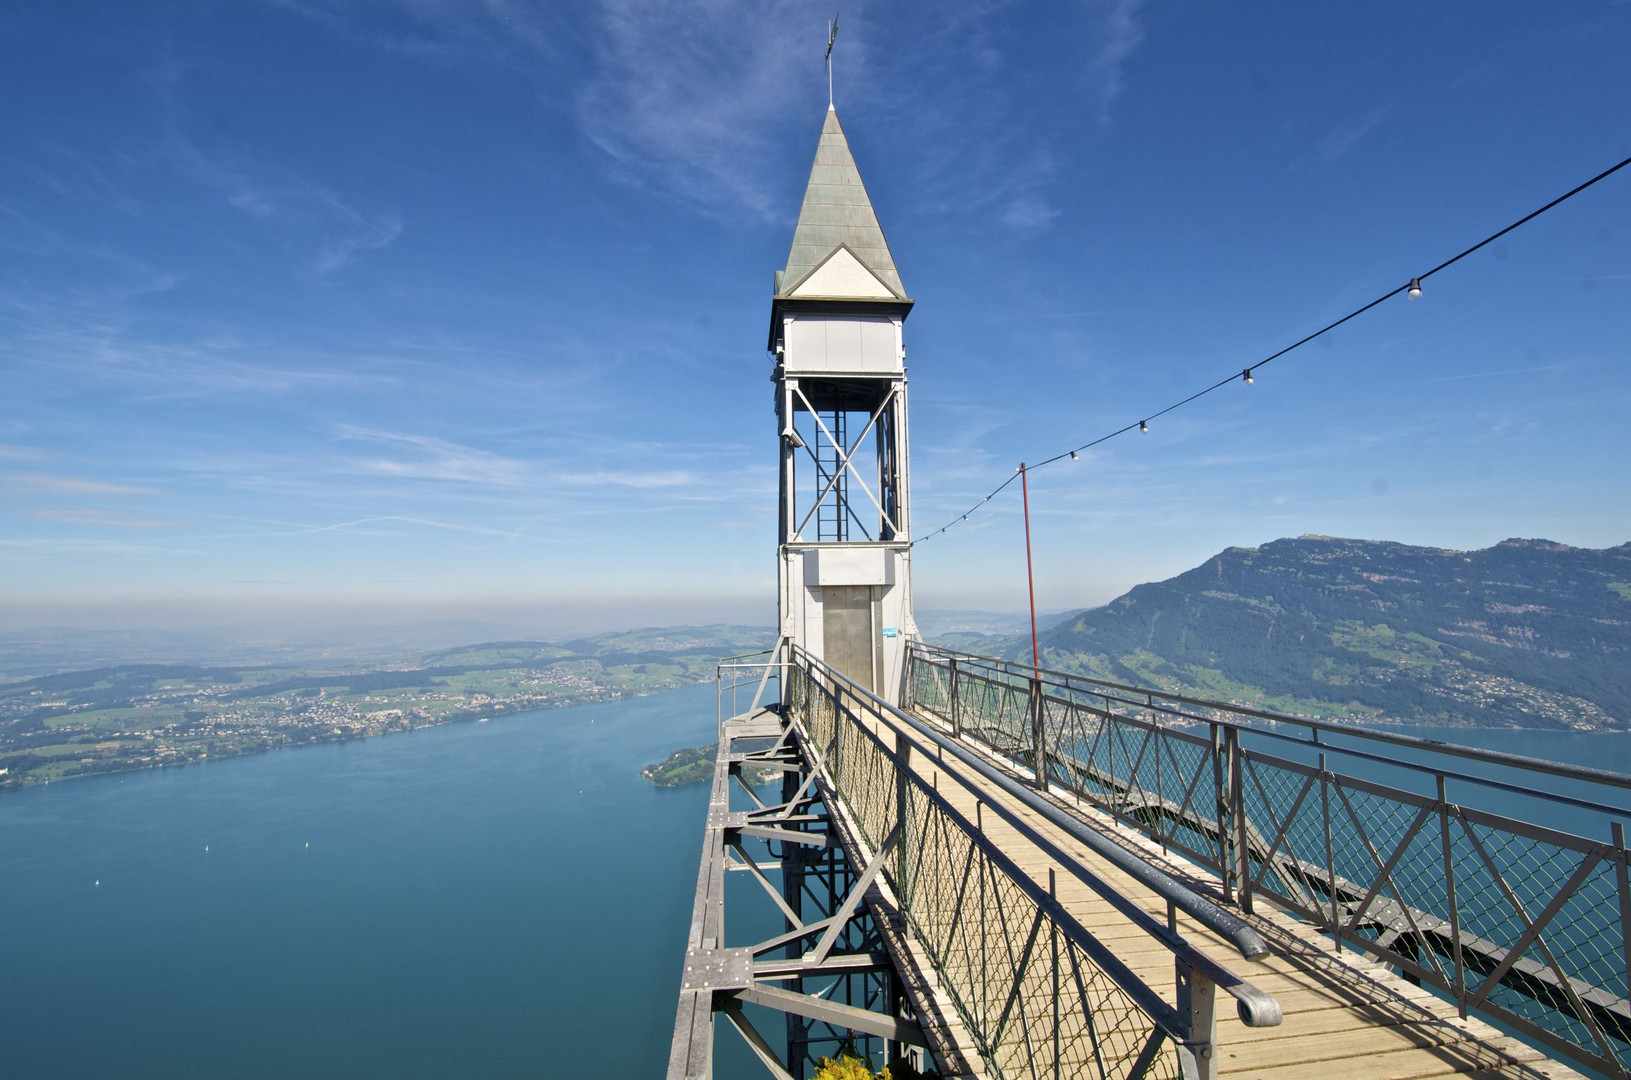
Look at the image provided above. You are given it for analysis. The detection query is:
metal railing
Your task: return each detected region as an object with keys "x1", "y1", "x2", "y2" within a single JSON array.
[
  {"x1": 907, "y1": 641, "x2": 1631, "y2": 1079},
  {"x1": 718, "y1": 648, "x2": 782, "y2": 728},
  {"x1": 786, "y1": 646, "x2": 1279, "y2": 1080}
]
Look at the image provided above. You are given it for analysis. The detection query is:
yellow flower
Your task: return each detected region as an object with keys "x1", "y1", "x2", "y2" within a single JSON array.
[{"x1": 812, "y1": 1053, "x2": 890, "y2": 1080}]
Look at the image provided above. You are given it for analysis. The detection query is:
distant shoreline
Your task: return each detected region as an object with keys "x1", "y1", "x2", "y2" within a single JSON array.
[
  {"x1": 0, "y1": 630, "x2": 774, "y2": 793},
  {"x1": 0, "y1": 684, "x2": 693, "y2": 794}
]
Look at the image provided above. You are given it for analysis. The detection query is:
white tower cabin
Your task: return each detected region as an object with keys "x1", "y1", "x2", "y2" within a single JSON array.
[{"x1": 772, "y1": 107, "x2": 917, "y2": 705}]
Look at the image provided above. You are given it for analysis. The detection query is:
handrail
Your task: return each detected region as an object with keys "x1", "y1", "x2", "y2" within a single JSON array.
[
  {"x1": 900, "y1": 700, "x2": 1272, "y2": 961},
  {"x1": 806, "y1": 646, "x2": 1269, "y2": 958},
  {"x1": 914, "y1": 641, "x2": 1631, "y2": 793},
  {"x1": 718, "y1": 648, "x2": 777, "y2": 664},
  {"x1": 908, "y1": 641, "x2": 1631, "y2": 1079},
  {"x1": 792, "y1": 645, "x2": 1280, "y2": 1027}
]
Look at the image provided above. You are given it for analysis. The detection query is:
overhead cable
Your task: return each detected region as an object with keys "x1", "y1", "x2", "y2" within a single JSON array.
[{"x1": 913, "y1": 151, "x2": 1631, "y2": 545}]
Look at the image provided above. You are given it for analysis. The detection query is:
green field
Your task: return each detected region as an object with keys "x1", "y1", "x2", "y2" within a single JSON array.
[{"x1": 0, "y1": 625, "x2": 771, "y2": 790}]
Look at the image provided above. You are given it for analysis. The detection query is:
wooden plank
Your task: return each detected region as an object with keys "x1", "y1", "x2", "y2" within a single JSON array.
[
  {"x1": 769, "y1": 694, "x2": 1592, "y2": 1080},
  {"x1": 1216, "y1": 1000, "x2": 1476, "y2": 1044},
  {"x1": 1231, "y1": 1039, "x2": 1544, "y2": 1080},
  {"x1": 876, "y1": 702, "x2": 1596, "y2": 1080},
  {"x1": 1216, "y1": 1018, "x2": 1543, "y2": 1070}
]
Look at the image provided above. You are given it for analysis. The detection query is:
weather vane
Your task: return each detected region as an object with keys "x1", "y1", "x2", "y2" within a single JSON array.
[{"x1": 826, "y1": 13, "x2": 839, "y2": 108}]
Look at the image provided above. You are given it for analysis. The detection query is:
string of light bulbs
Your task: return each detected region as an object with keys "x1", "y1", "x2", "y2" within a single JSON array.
[{"x1": 912, "y1": 151, "x2": 1631, "y2": 546}]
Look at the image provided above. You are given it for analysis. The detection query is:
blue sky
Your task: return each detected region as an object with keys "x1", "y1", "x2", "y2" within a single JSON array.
[{"x1": 2, "y1": 2, "x2": 1628, "y2": 637}]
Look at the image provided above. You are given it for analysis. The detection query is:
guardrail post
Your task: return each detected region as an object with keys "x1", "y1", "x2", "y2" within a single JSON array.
[
  {"x1": 1176, "y1": 958, "x2": 1218, "y2": 1080},
  {"x1": 1030, "y1": 675, "x2": 1048, "y2": 791},
  {"x1": 895, "y1": 728, "x2": 912, "y2": 936},
  {"x1": 1211, "y1": 724, "x2": 1232, "y2": 904},
  {"x1": 1439, "y1": 775, "x2": 1467, "y2": 1015},
  {"x1": 780, "y1": 641, "x2": 791, "y2": 714},
  {"x1": 949, "y1": 658, "x2": 961, "y2": 737},
  {"x1": 1320, "y1": 752, "x2": 1339, "y2": 951},
  {"x1": 1615, "y1": 821, "x2": 1631, "y2": 1031},
  {"x1": 1208, "y1": 724, "x2": 1252, "y2": 913},
  {"x1": 1050, "y1": 866, "x2": 1061, "y2": 1080},
  {"x1": 1229, "y1": 727, "x2": 1251, "y2": 915}
]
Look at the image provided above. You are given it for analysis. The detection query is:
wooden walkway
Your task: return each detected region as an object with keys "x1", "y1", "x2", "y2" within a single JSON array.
[{"x1": 816, "y1": 697, "x2": 1588, "y2": 1080}]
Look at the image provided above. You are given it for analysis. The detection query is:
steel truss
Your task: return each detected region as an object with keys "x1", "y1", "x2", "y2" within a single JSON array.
[
  {"x1": 672, "y1": 647, "x2": 1283, "y2": 1080},
  {"x1": 669, "y1": 651, "x2": 930, "y2": 1080}
]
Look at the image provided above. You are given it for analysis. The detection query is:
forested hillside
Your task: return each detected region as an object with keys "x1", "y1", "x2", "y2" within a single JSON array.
[{"x1": 1030, "y1": 537, "x2": 1630, "y2": 730}]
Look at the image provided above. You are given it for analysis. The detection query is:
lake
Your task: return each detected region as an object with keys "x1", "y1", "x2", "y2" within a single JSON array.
[
  {"x1": 0, "y1": 681, "x2": 770, "y2": 1078},
  {"x1": 5, "y1": 681, "x2": 1627, "y2": 1078}
]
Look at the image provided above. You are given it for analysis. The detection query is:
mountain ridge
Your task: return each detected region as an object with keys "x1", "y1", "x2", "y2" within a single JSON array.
[{"x1": 1000, "y1": 536, "x2": 1630, "y2": 730}]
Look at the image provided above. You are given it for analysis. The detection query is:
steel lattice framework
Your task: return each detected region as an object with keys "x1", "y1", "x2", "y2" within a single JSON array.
[{"x1": 669, "y1": 645, "x2": 1281, "y2": 1080}]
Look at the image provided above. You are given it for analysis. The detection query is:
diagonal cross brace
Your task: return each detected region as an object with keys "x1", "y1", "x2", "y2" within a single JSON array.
[
  {"x1": 736, "y1": 823, "x2": 833, "y2": 848},
  {"x1": 741, "y1": 822, "x2": 897, "y2": 962},
  {"x1": 718, "y1": 999, "x2": 797, "y2": 1080},
  {"x1": 734, "y1": 983, "x2": 926, "y2": 1048},
  {"x1": 792, "y1": 383, "x2": 900, "y2": 540},
  {"x1": 808, "y1": 821, "x2": 901, "y2": 966},
  {"x1": 794, "y1": 384, "x2": 890, "y2": 538},
  {"x1": 728, "y1": 839, "x2": 805, "y2": 928}
]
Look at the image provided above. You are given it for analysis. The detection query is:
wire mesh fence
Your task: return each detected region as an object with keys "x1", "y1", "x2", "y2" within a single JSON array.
[
  {"x1": 908, "y1": 643, "x2": 1631, "y2": 1078},
  {"x1": 789, "y1": 659, "x2": 1188, "y2": 1080}
]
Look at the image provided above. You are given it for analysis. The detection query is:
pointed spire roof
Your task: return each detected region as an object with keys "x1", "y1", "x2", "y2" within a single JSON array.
[{"x1": 777, "y1": 108, "x2": 907, "y2": 300}]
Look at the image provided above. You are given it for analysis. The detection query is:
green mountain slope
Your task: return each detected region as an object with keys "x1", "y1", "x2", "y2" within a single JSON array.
[{"x1": 1034, "y1": 536, "x2": 1631, "y2": 730}]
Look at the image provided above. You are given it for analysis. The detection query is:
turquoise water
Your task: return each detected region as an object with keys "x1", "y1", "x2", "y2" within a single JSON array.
[
  {"x1": 0, "y1": 682, "x2": 765, "y2": 1078},
  {"x1": 6, "y1": 679, "x2": 1627, "y2": 1078},
  {"x1": 1243, "y1": 723, "x2": 1631, "y2": 839}
]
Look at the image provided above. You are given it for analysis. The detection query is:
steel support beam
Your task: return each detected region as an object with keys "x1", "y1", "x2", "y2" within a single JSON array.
[{"x1": 667, "y1": 700, "x2": 919, "y2": 1080}]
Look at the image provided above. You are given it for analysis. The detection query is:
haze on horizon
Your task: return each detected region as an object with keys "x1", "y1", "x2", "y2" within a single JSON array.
[{"x1": 3, "y1": 3, "x2": 1628, "y2": 643}]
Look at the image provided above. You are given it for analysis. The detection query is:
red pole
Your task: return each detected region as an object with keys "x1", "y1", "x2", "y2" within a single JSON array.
[{"x1": 1020, "y1": 463, "x2": 1040, "y2": 670}]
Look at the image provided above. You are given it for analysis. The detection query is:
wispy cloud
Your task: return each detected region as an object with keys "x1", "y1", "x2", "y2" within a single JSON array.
[
  {"x1": 1082, "y1": 0, "x2": 1148, "y2": 121},
  {"x1": 144, "y1": 57, "x2": 404, "y2": 275},
  {"x1": 20, "y1": 508, "x2": 178, "y2": 530},
  {"x1": 0, "y1": 537, "x2": 200, "y2": 555},
  {"x1": 299, "y1": 181, "x2": 404, "y2": 274},
  {"x1": 312, "y1": 210, "x2": 403, "y2": 274},
  {"x1": 0, "y1": 315, "x2": 402, "y2": 401},
  {"x1": 1001, "y1": 195, "x2": 1062, "y2": 230},
  {"x1": 0, "y1": 443, "x2": 49, "y2": 462},
  {"x1": 575, "y1": 0, "x2": 821, "y2": 219},
  {"x1": 264, "y1": 0, "x2": 574, "y2": 68},
  {"x1": 1316, "y1": 104, "x2": 1392, "y2": 164},
  {"x1": 335, "y1": 425, "x2": 534, "y2": 486},
  {"x1": 883, "y1": 1, "x2": 1147, "y2": 232},
  {"x1": 26, "y1": 143, "x2": 150, "y2": 218},
  {"x1": 1409, "y1": 359, "x2": 1580, "y2": 385},
  {"x1": 1, "y1": 473, "x2": 158, "y2": 496},
  {"x1": 263, "y1": 0, "x2": 823, "y2": 219},
  {"x1": 558, "y1": 468, "x2": 699, "y2": 489},
  {"x1": 260, "y1": 1, "x2": 1149, "y2": 231},
  {"x1": 265, "y1": 515, "x2": 520, "y2": 539},
  {"x1": 0, "y1": 202, "x2": 183, "y2": 302}
]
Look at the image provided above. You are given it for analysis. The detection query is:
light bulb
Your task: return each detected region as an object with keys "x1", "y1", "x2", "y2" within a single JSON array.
[
  {"x1": 1408, "y1": 277, "x2": 1422, "y2": 300},
  {"x1": 1139, "y1": 420, "x2": 1148, "y2": 434},
  {"x1": 1070, "y1": 450, "x2": 1078, "y2": 461},
  {"x1": 1242, "y1": 368, "x2": 1254, "y2": 385}
]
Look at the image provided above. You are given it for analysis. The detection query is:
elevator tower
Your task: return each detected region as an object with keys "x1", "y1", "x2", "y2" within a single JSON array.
[{"x1": 771, "y1": 106, "x2": 916, "y2": 704}]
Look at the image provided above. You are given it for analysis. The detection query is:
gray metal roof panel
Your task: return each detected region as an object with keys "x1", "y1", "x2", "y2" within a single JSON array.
[{"x1": 779, "y1": 108, "x2": 906, "y2": 299}]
